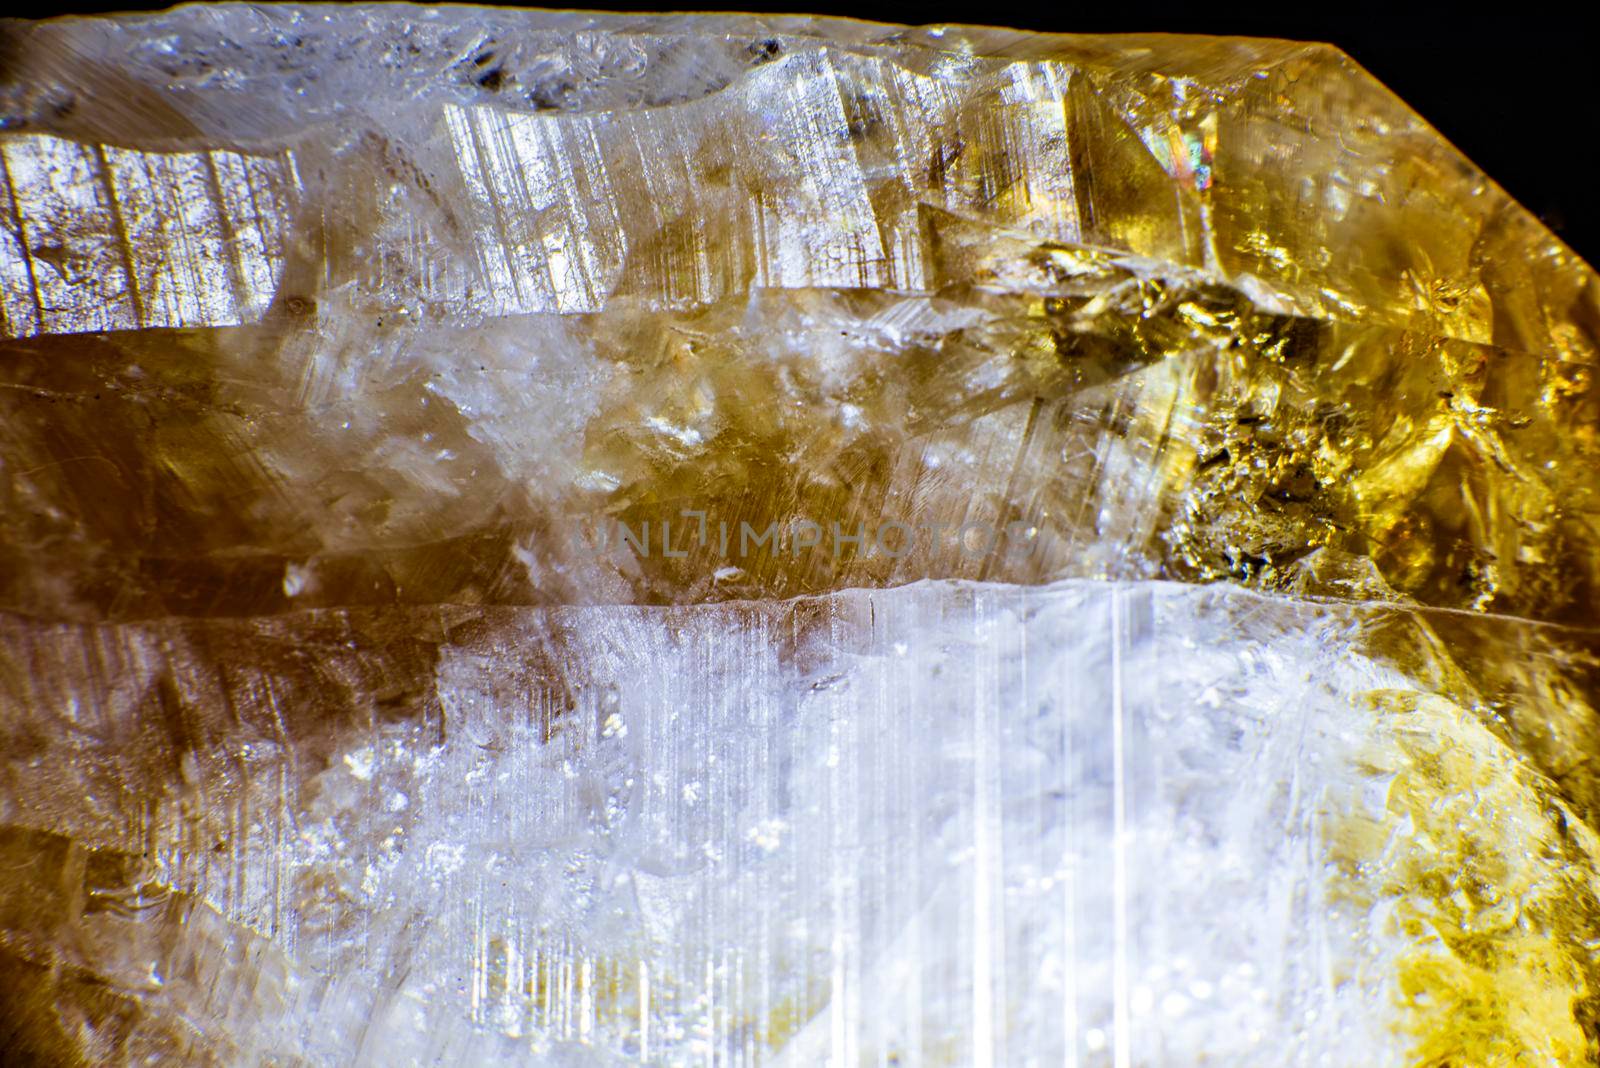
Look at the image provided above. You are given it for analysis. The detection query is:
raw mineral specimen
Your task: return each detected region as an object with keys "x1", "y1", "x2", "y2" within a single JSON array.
[{"x1": 1, "y1": 6, "x2": 1598, "y2": 1066}]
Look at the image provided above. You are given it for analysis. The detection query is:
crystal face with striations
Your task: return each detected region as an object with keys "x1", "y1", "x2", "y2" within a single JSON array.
[{"x1": 2, "y1": 6, "x2": 1599, "y2": 1066}]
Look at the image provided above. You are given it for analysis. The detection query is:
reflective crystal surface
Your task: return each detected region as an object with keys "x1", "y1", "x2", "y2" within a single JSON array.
[{"x1": 1, "y1": 6, "x2": 1598, "y2": 1065}]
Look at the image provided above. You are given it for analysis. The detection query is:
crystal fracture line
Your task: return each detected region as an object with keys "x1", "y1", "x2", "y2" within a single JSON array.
[{"x1": 1110, "y1": 584, "x2": 1131, "y2": 1068}]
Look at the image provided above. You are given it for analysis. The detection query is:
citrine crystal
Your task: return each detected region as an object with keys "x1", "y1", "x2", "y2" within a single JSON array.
[{"x1": 1, "y1": 7, "x2": 1598, "y2": 1065}]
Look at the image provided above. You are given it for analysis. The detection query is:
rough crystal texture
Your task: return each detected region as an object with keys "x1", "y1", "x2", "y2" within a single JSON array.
[
  {"x1": 2, "y1": 6, "x2": 1599, "y2": 1066},
  {"x1": 2, "y1": 6, "x2": 1597, "y2": 625},
  {"x1": 6, "y1": 580, "x2": 1599, "y2": 1065}
]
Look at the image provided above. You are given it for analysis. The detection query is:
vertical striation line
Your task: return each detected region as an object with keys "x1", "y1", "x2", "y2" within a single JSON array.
[
  {"x1": 971, "y1": 587, "x2": 996, "y2": 1067},
  {"x1": 1061, "y1": 587, "x2": 1080, "y2": 1068},
  {"x1": 0, "y1": 145, "x2": 45, "y2": 336},
  {"x1": 1110, "y1": 584, "x2": 1131, "y2": 1068},
  {"x1": 92, "y1": 143, "x2": 147, "y2": 328}
]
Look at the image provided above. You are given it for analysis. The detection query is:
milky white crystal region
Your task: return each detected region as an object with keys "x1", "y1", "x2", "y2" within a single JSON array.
[{"x1": 12, "y1": 578, "x2": 1588, "y2": 1064}]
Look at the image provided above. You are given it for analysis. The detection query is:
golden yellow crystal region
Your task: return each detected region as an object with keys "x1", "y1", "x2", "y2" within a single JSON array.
[{"x1": 1, "y1": 7, "x2": 1599, "y2": 1066}]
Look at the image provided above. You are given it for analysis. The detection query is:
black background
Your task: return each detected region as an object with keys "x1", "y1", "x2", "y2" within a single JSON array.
[{"x1": 8, "y1": 3, "x2": 1594, "y2": 264}]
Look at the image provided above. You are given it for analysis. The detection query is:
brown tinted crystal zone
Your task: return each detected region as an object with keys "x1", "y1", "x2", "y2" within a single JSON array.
[
  {"x1": 0, "y1": 8, "x2": 1595, "y2": 624},
  {"x1": 0, "y1": 230, "x2": 1596, "y2": 623}
]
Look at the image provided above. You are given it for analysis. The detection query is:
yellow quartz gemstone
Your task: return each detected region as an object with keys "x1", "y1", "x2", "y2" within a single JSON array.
[{"x1": 1, "y1": 8, "x2": 1596, "y2": 1065}]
